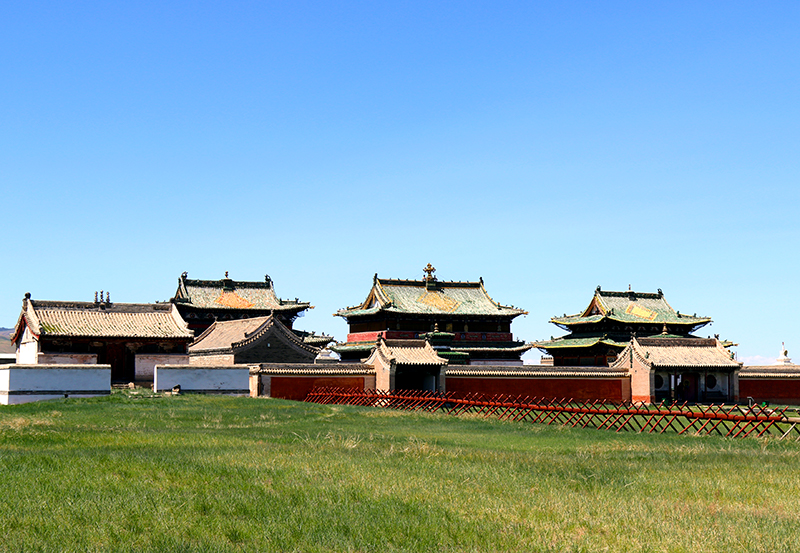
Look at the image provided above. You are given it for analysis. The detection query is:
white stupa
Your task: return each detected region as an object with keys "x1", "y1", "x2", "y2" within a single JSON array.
[{"x1": 775, "y1": 342, "x2": 792, "y2": 365}]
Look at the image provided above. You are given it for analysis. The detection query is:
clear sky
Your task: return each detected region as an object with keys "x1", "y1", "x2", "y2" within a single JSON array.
[{"x1": 2, "y1": 2, "x2": 798, "y2": 365}]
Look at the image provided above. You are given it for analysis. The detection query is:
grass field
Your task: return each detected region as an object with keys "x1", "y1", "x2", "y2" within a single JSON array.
[{"x1": 1, "y1": 392, "x2": 799, "y2": 552}]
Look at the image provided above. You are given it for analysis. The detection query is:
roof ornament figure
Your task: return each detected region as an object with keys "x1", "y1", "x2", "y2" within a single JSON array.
[
  {"x1": 423, "y1": 263, "x2": 437, "y2": 281},
  {"x1": 182, "y1": 271, "x2": 188, "y2": 279},
  {"x1": 225, "y1": 271, "x2": 229, "y2": 278}
]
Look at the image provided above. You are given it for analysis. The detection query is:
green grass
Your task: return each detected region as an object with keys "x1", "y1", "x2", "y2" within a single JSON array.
[{"x1": 1, "y1": 392, "x2": 800, "y2": 552}]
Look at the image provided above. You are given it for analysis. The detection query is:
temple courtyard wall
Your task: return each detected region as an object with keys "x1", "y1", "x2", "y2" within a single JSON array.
[
  {"x1": 0, "y1": 364, "x2": 111, "y2": 405},
  {"x1": 4, "y1": 361, "x2": 800, "y2": 406}
]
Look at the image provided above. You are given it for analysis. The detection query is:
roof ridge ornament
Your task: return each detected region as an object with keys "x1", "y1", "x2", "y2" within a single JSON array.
[{"x1": 423, "y1": 263, "x2": 436, "y2": 281}]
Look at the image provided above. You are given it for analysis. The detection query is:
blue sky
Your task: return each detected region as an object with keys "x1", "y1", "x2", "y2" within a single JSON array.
[{"x1": 2, "y1": 2, "x2": 798, "y2": 364}]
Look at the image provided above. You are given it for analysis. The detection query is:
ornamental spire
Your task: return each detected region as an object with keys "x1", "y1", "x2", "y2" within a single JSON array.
[{"x1": 423, "y1": 263, "x2": 436, "y2": 281}]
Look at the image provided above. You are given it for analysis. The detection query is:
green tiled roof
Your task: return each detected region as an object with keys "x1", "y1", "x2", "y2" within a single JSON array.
[
  {"x1": 552, "y1": 289, "x2": 710, "y2": 328},
  {"x1": 173, "y1": 273, "x2": 310, "y2": 312},
  {"x1": 533, "y1": 336, "x2": 628, "y2": 350},
  {"x1": 336, "y1": 276, "x2": 526, "y2": 318},
  {"x1": 330, "y1": 342, "x2": 375, "y2": 354}
]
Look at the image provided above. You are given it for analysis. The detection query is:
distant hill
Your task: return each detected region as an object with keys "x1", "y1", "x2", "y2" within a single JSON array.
[{"x1": 0, "y1": 328, "x2": 14, "y2": 355}]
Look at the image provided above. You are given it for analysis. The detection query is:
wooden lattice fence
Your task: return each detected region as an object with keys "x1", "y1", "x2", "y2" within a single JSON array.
[{"x1": 304, "y1": 387, "x2": 800, "y2": 440}]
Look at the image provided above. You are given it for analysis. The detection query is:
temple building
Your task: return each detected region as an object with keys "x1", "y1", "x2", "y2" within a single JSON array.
[
  {"x1": 10, "y1": 292, "x2": 194, "y2": 382},
  {"x1": 364, "y1": 336, "x2": 448, "y2": 391},
  {"x1": 333, "y1": 264, "x2": 531, "y2": 365},
  {"x1": 535, "y1": 287, "x2": 711, "y2": 366},
  {"x1": 171, "y1": 272, "x2": 313, "y2": 336},
  {"x1": 188, "y1": 315, "x2": 324, "y2": 365},
  {"x1": 611, "y1": 336, "x2": 741, "y2": 404},
  {"x1": 171, "y1": 272, "x2": 332, "y2": 349}
]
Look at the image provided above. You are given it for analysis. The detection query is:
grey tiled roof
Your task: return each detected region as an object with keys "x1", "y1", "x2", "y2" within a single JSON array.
[
  {"x1": 13, "y1": 299, "x2": 193, "y2": 340},
  {"x1": 189, "y1": 315, "x2": 320, "y2": 355},
  {"x1": 366, "y1": 337, "x2": 447, "y2": 366},
  {"x1": 611, "y1": 337, "x2": 740, "y2": 370},
  {"x1": 252, "y1": 363, "x2": 374, "y2": 375},
  {"x1": 739, "y1": 365, "x2": 800, "y2": 378}
]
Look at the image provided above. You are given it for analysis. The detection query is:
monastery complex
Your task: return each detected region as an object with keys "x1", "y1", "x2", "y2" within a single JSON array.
[{"x1": 2, "y1": 265, "x2": 798, "y2": 405}]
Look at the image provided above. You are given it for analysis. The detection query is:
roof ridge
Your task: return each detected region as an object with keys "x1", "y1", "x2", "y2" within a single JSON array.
[
  {"x1": 599, "y1": 290, "x2": 663, "y2": 298},
  {"x1": 378, "y1": 277, "x2": 482, "y2": 288}
]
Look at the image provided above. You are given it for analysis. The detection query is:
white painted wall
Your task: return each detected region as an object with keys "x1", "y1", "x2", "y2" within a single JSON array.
[
  {"x1": 0, "y1": 364, "x2": 111, "y2": 405},
  {"x1": 17, "y1": 328, "x2": 39, "y2": 364},
  {"x1": 135, "y1": 354, "x2": 189, "y2": 381},
  {"x1": 37, "y1": 353, "x2": 98, "y2": 365},
  {"x1": 154, "y1": 365, "x2": 250, "y2": 394}
]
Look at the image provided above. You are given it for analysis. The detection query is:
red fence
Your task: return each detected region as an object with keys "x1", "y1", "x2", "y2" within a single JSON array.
[{"x1": 304, "y1": 387, "x2": 800, "y2": 440}]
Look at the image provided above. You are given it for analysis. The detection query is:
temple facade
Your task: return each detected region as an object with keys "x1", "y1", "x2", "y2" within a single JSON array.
[
  {"x1": 188, "y1": 315, "x2": 323, "y2": 365},
  {"x1": 332, "y1": 265, "x2": 531, "y2": 365},
  {"x1": 10, "y1": 292, "x2": 193, "y2": 382},
  {"x1": 611, "y1": 336, "x2": 741, "y2": 403},
  {"x1": 171, "y1": 272, "x2": 332, "y2": 349},
  {"x1": 535, "y1": 287, "x2": 711, "y2": 366}
]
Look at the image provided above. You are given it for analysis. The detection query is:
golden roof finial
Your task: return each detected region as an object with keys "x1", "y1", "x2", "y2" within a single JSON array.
[{"x1": 423, "y1": 263, "x2": 436, "y2": 281}]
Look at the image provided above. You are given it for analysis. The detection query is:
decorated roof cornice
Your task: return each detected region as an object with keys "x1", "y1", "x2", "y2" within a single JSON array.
[
  {"x1": 174, "y1": 272, "x2": 312, "y2": 311},
  {"x1": 189, "y1": 314, "x2": 321, "y2": 356},
  {"x1": 335, "y1": 266, "x2": 526, "y2": 318},
  {"x1": 550, "y1": 286, "x2": 711, "y2": 328}
]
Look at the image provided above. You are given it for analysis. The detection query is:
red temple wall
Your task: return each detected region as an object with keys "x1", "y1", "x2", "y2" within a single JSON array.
[
  {"x1": 269, "y1": 376, "x2": 371, "y2": 401},
  {"x1": 446, "y1": 376, "x2": 631, "y2": 403},
  {"x1": 740, "y1": 379, "x2": 800, "y2": 405},
  {"x1": 346, "y1": 331, "x2": 514, "y2": 343}
]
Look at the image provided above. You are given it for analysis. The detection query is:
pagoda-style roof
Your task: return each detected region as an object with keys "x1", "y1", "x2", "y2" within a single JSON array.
[
  {"x1": 189, "y1": 315, "x2": 320, "y2": 357},
  {"x1": 11, "y1": 295, "x2": 193, "y2": 342},
  {"x1": 533, "y1": 335, "x2": 628, "y2": 350},
  {"x1": 551, "y1": 287, "x2": 710, "y2": 330},
  {"x1": 364, "y1": 337, "x2": 448, "y2": 367},
  {"x1": 610, "y1": 337, "x2": 741, "y2": 371},
  {"x1": 336, "y1": 272, "x2": 526, "y2": 319},
  {"x1": 291, "y1": 329, "x2": 335, "y2": 348},
  {"x1": 172, "y1": 272, "x2": 311, "y2": 313}
]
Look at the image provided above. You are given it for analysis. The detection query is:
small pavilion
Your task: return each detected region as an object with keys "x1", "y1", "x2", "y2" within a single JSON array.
[{"x1": 611, "y1": 336, "x2": 741, "y2": 404}]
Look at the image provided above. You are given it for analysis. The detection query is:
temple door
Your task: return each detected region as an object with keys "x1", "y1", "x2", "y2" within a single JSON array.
[{"x1": 682, "y1": 373, "x2": 698, "y2": 402}]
